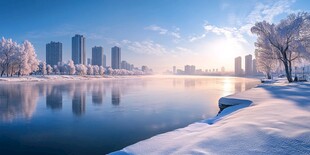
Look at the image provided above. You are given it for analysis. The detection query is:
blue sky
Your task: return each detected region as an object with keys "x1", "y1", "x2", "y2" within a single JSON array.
[{"x1": 0, "y1": 0, "x2": 309, "y2": 72}]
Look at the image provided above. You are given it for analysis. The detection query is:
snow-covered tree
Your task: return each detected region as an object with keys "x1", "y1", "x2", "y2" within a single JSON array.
[
  {"x1": 46, "y1": 64, "x2": 53, "y2": 75},
  {"x1": 93, "y1": 65, "x2": 99, "y2": 75},
  {"x1": 75, "y1": 64, "x2": 87, "y2": 75},
  {"x1": 255, "y1": 49, "x2": 278, "y2": 79},
  {"x1": 67, "y1": 60, "x2": 76, "y2": 75},
  {"x1": 39, "y1": 61, "x2": 47, "y2": 75},
  {"x1": 53, "y1": 65, "x2": 59, "y2": 75},
  {"x1": 87, "y1": 65, "x2": 93, "y2": 75},
  {"x1": 251, "y1": 12, "x2": 310, "y2": 82},
  {"x1": 99, "y1": 66, "x2": 105, "y2": 75},
  {"x1": 0, "y1": 38, "x2": 19, "y2": 77},
  {"x1": 22, "y1": 40, "x2": 39, "y2": 75}
]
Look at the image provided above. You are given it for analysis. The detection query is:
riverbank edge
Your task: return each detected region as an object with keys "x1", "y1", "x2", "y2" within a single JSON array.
[{"x1": 110, "y1": 79, "x2": 308, "y2": 154}]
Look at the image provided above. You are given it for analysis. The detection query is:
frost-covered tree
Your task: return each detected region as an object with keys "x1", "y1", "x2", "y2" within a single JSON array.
[
  {"x1": 53, "y1": 65, "x2": 59, "y2": 75},
  {"x1": 46, "y1": 64, "x2": 53, "y2": 75},
  {"x1": 0, "y1": 38, "x2": 19, "y2": 77},
  {"x1": 75, "y1": 64, "x2": 87, "y2": 75},
  {"x1": 87, "y1": 65, "x2": 93, "y2": 75},
  {"x1": 22, "y1": 40, "x2": 39, "y2": 75},
  {"x1": 39, "y1": 61, "x2": 47, "y2": 75},
  {"x1": 255, "y1": 49, "x2": 278, "y2": 79},
  {"x1": 67, "y1": 60, "x2": 76, "y2": 75},
  {"x1": 93, "y1": 65, "x2": 99, "y2": 75},
  {"x1": 99, "y1": 66, "x2": 105, "y2": 75},
  {"x1": 251, "y1": 12, "x2": 310, "y2": 82}
]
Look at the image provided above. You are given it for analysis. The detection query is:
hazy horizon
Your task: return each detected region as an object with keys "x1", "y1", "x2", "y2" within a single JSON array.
[{"x1": 1, "y1": 0, "x2": 309, "y2": 72}]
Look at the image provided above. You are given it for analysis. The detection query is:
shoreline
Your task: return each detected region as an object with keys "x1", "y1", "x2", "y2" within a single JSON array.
[
  {"x1": 110, "y1": 79, "x2": 310, "y2": 154},
  {"x1": 0, "y1": 74, "x2": 260, "y2": 83}
]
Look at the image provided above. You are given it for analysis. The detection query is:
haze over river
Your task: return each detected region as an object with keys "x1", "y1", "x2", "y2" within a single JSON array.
[{"x1": 0, "y1": 76, "x2": 260, "y2": 154}]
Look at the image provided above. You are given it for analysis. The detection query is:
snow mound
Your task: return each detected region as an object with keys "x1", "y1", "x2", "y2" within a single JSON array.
[{"x1": 110, "y1": 81, "x2": 310, "y2": 155}]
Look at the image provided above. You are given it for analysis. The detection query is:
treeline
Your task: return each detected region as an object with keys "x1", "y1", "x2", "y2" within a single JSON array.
[{"x1": 0, "y1": 37, "x2": 148, "y2": 77}]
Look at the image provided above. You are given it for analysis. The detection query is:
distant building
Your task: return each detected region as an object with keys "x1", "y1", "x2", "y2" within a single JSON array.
[
  {"x1": 121, "y1": 60, "x2": 132, "y2": 70},
  {"x1": 245, "y1": 54, "x2": 253, "y2": 76},
  {"x1": 103, "y1": 54, "x2": 106, "y2": 67},
  {"x1": 92, "y1": 46, "x2": 104, "y2": 66},
  {"x1": 235, "y1": 56, "x2": 242, "y2": 76},
  {"x1": 191, "y1": 65, "x2": 195, "y2": 74},
  {"x1": 253, "y1": 59, "x2": 257, "y2": 75},
  {"x1": 221, "y1": 66, "x2": 225, "y2": 73},
  {"x1": 72, "y1": 34, "x2": 86, "y2": 65},
  {"x1": 184, "y1": 65, "x2": 196, "y2": 75},
  {"x1": 111, "y1": 46, "x2": 121, "y2": 69},
  {"x1": 46, "y1": 41, "x2": 62, "y2": 66},
  {"x1": 87, "y1": 58, "x2": 91, "y2": 65},
  {"x1": 173, "y1": 66, "x2": 176, "y2": 74},
  {"x1": 184, "y1": 65, "x2": 191, "y2": 74}
]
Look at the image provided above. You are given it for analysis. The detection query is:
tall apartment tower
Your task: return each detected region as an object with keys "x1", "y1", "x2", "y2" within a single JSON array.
[
  {"x1": 235, "y1": 56, "x2": 242, "y2": 76},
  {"x1": 72, "y1": 34, "x2": 86, "y2": 65},
  {"x1": 245, "y1": 54, "x2": 253, "y2": 76},
  {"x1": 92, "y1": 46, "x2": 104, "y2": 66},
  {"x1": 46, "y1": 41, "x2": 62, "y2": 66},
  {"x1": 103, "y1": 54, "x2": 106, "y2": 67},
  {"x1": 111, "y1": 46, "x2": 121, "y2": 69}
]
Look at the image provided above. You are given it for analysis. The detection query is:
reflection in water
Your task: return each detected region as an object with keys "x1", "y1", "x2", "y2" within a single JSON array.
[
  {"x1": 46, "y1": 86, "x2": 63, "y2": 110},
  {"x1": 112, "y1": 86, "x2": 121, "y2": 106},
  {"x1": 184, "y1": 79, "x2": 196, "y2": 88},
  {"x1": 92, "y1": 84, "x2": 105, "y2": 105},
  {"x1": 72, "y1": 91, "x2": 86, "y2": 116},
  {"x1": 0, "y1": 84, "x2": 39, "y2": 121},
  {"x1": 0, "y1": 76, "x2": 260, "y2": 154}
]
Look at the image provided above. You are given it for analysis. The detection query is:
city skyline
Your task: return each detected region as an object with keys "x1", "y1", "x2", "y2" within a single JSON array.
[{"x1": 1, "y1": 0, "x2": 309, "y2": 72}]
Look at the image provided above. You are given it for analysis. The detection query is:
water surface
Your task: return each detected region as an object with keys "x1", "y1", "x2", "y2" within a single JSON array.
[{"x1": 0, "y1": 76, "x2": 259, "y2": 154}]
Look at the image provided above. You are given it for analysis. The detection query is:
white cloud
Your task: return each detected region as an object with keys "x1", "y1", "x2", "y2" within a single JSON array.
[
  {"x1": 145, "y1": 25, "x2": 181, "y2": 41},
  {"x1": 189, "y1": 34, "x2": 206, "y2": 42},
  {"x1": 190, "y1": 0, "x2": 297, "y2": 44},
  {"x1": 145, "y1": 25, "x2": 168, "y2": 35},
  {"x1": 122, "y1": 40, "x2": 168, "y2": 56}
]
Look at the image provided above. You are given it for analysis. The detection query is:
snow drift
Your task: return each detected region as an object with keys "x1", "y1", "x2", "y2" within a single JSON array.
[{"x1": 110, "y1": 80, "x2": 310, "y2": 155}]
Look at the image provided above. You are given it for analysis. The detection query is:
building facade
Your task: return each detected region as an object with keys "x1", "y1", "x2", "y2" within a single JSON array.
[
  {"x1": 235, "y1": 56, "x2": 242, "y2": 76},
  {"x1": 245, "y1": 54, "x2": 253, "y2": 76},
  {"x1": 111, "y1": 46, "x2": 121, "y2": 69},
  {"x1": 46, "y1": 41, "x2": 62, "y2": 66},
  {"x1": 72, "y1": 34, "x2": 86, "y2": 65},
  {"x1": 103, "y1": 54, "x2": 106, "y2": 67},
  {"x1": 92, "y1": 46, "x2": 104, "y2": 66}
]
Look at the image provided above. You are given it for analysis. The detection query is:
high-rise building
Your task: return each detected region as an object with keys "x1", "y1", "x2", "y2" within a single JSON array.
[
  {"x1": 253, "y1": 59, "x2": 257, "y2": 75},
  {"x1": 190, "y1": 65, "x2": 196, "y2": 74},
  {"x1": 87, "y1": 58, "x2": 91, "y2": 65},
  {"x1": 72, "y1": 34, "x2": 86, "y2": 65},
  {"x1": 92, "y1": 46, "x2": 104, "y2": 66},
  {"x1": 111, "y1": 46, "x2": 121, "y2": 69},
  {"x1": 103, "y1": 54, "x2": 106, "y2": 67},
  {"x1": 245, "y1": 54, "x2": 253, "y2": 76},
  {"x1": 121, "y1": 60, "x2": 129, "y2": 70},
  {"x1": 46, "y1": 41, "x2": 62, "y2": 66},
  {"x1": 184, "y1": 65, "x2": 191, "y2": 74},
  {"x1": 184, "y1": 65, "x2": 196, "y2": 75},
  {"x1": 235, "y1": 56, "x2": 242, "y2": 76}
]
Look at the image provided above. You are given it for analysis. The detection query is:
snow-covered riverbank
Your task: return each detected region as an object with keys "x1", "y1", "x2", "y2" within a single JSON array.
[
  {"x1": 111, "y1": 80, "x2": 310, "y2": 155},
  {"x1": 0, "y1": 75, "x2": 146, "y2": 82}
]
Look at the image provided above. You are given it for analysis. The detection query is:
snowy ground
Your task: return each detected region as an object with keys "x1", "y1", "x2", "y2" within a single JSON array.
[
  {"x1": 111, "y1": 79, "x2": 310, "y2": 155},
  {"x1": 0, "y1": 75, "x2": 146, "y2": 82}
]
